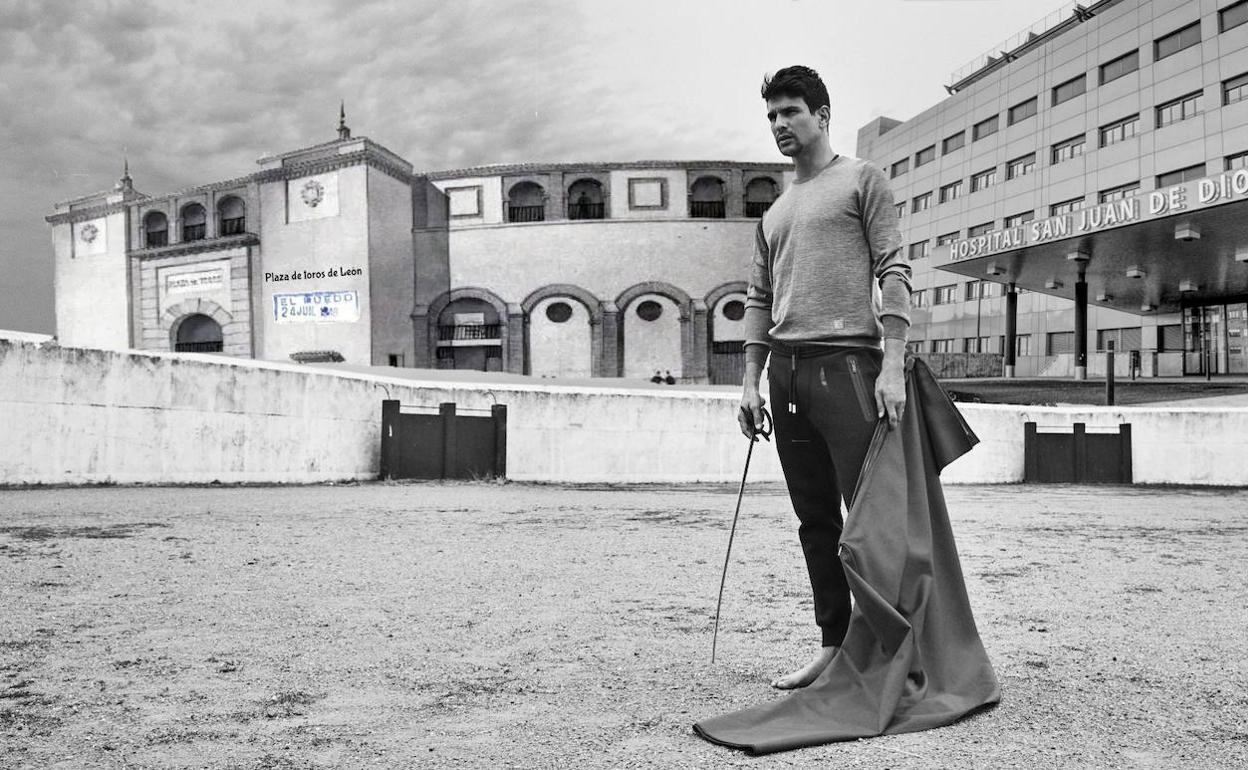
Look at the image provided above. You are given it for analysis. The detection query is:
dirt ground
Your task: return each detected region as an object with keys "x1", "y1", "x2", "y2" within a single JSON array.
[{"x1": 2, "y1": 481, "x2": 1247, "y2": 769}]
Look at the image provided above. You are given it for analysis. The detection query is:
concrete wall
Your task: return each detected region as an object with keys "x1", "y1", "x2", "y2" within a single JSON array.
[
  {"x1": 2, "y1": 336, "x2": 1246, "y2": 486},
  {"x1": 54, "y1": 210, "x2": 130, "y2": 351},
  {"x1": 366, "y1": 169, "x2": 415, "y2": 366}
]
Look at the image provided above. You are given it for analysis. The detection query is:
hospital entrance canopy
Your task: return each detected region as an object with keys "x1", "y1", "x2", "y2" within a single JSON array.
[{"x1": 934, "y1": 168, "x2": 1248, "y2": 314}]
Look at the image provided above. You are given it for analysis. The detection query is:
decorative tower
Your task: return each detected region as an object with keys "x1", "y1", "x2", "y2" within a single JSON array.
[{"x1": 337, "y1": 102, "x2": 351, "y2": 141}]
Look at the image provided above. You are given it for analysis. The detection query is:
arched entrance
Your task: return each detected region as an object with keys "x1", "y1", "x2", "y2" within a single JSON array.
[
  {"x1": 708, "y1": 290, "x2": 748, "y2": 385},
  {"x1": 174, "y1": 314, "x2": 223, "y2": 352}
]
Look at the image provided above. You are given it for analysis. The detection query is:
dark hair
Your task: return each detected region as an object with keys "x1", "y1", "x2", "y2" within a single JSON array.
[{"x1": 761, "y1": 66, "x2": 830, "y2": 115}]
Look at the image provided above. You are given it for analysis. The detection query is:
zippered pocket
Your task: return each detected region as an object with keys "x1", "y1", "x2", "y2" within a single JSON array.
[{"x1": 847, "y1": 355, "x2": 877, "y2": 423}]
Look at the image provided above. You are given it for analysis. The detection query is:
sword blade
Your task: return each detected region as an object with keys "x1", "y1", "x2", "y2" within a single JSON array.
[{"x1": 712, "y1": 437, "x2": 756, "y2": 663}]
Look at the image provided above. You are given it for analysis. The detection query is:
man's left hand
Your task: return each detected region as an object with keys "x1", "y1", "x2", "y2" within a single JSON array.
[{"x1": 875, "y1": 367, "x2": 906, "y2": 430}]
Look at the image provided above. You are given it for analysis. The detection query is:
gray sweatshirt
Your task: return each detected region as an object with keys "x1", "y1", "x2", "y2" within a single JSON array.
[{"x1": 744, "y1": 155, "x2": 911, "y2": 356}]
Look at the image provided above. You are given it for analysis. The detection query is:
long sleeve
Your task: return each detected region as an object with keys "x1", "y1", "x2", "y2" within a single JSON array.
[
  {"x1": 743, "y1": 220, "x2": 773, "y2": 365},
  {"x1": 859, "y1": 163, "x2": 912, "y2": 339}
]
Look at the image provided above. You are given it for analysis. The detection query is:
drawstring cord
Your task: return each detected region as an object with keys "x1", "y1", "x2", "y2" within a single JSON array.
[{"x1": 789, "y1": 353, "x2": 798, "y2": 414}]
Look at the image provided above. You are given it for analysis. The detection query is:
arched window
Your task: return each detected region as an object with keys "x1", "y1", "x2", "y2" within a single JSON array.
[
  {"x1": 567, "y1": 179, "x2": 605, "y2": 220},
  {"x1": 507, "y1": 182, "x2": 546, "y2": 223},
  {"x1": 745, "y1": 177, "x2": 778, "y2": 217},
  {"x1": 690, "y1": 176, "x2": 726, "y2": 218},
  {"x1": 143, "y1": 211, "x2": 168, "y2": 248},
  {"x1": 218, "y1": 196, "x2": 246, "y2": 235},
  {"x1": 174, "y1": 314, "x2": 223, "y2": 352},
  {"x1": 181, "y1": 203, "x2": 207, "y2": 241}
]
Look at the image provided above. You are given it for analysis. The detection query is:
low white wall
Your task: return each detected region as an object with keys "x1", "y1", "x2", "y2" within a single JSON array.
[{"x1": 2, "y1": 336, "x2": 1246, "y2": 486}]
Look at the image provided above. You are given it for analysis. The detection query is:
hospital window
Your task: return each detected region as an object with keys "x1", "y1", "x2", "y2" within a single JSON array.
[
  {"x1": 972, "y1": 115, "x2": 998, "y2": 141},
  {"x1": 909, "y1": 241, "x2": 930, "y2": 260},
  {"x1": 1047, "y1": 331, "x2": 1075, "y2": 356},
  {"x1": 967, "y1": 221, "x2": 994, "y2": 237},
  {"x1": 1155, "y1": 21, "x2": 1201, "y2": 61},
  {"x1": 936, "y1": 231, "x2": 960, "y2": 246},
  {"x1": 1099, "y1": 49, "x2": 1139, "y2": 85},
  {"x1": 1222, "y1": 1, "x2": 1248, "y2": 32},
  {"x1": 971, "y1": 167, "x2": 997, "y2": 192},
  {"x1": 1015, "y1": 334, "x2": 1032, "y2": 357},
  {"x1": 966, "y1": 280, "x2": 999, "y2": 301},
  {"x1": 1099, "y1": 182, "x2": 1140, "y2": 203},
  {"x1": 1052, "y1": 134, "x2": 1086, "y2": 164},
  {"x1": 895, "y1": 201, "x2": 906, "y2": 219},
  {"x1": 912, "y1": 192, "x2": 932, "y2": 212},
  {"x1": 1008, "y1": 97, "x2": 1037, "y2": 125},
  {"x1": 933, "y1": 285, "x2": 958, "y2": 305},
  {"x1": 891, "y1": 158, "x2": 909, "y2": 178},
  {"x1": 911, "y1": 290, "x2": 927, "y2": 308},
  {"x1": 1050, "y1": 197, "x2": 1084, "y2": 216},
  {"x1": 1007, "y1": 153, "x2": 1035, "y2": 179},
  {"x1": 1004, "y1": 211, "x2": 1035, "y2": 227},
  {"x1": 939, "y1": 180, "x2": 964, "y2": 203},
  {"x1": 1052, "y1": 74, "x2": 1086, "y2": 106},
  {"x1": 915, "y1": 145, "x2": 936, "y2": 167},
  {"x1": 1228, "y1": 151, "x2": 1248, "y2": 171},
  {"x1": 1097, "y1": 327, "x2": 1143, "y2": 352},
  {"x1": 943, "y1": 131, "x2": 965, "y2": 154},
  {"x1": 1156, "y1": 90, "x2": 1203, "y2": 128},
  {"x1": 930, "y1": 339, "x2": 955, "y2": 353},
  {"x1": 1224, "y1": 72, "x2": 1248, "y2": 105},
  {"x1": 1158, "y1": 324, "x2": 1184, "y2": 352},
  {"x1": 963, "y1": 336, "x2": 993, "y2": 353},
  {"x1": 1157, "y1": 164, "x2": 1205, "y2": 188},
  {"x1": 1099, "y1": 114, "x2": 1139, "y2": 147}
]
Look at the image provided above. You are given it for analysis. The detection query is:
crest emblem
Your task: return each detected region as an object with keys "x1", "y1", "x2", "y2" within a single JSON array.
[
  {"x1": 80, "y1": 223, "x2": 99, "y2": 243},
  {"x1": 300, "y1": 180, "x2": 325, "y2": 208}
]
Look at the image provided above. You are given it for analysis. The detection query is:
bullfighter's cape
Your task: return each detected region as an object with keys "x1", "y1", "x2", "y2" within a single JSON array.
[{"x1": 693, "y1": 356, "x2": 1000, "y2": 754}]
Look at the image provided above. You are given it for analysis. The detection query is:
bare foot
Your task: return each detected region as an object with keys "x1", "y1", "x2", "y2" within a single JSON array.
[{"x1": 770, "y1": 646, "x2": 838, "y2": 689}]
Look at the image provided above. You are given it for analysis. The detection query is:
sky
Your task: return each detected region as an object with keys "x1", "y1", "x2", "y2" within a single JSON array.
[{"x1": 0, "y1": 0, "x2": 1073, "y2": 334}]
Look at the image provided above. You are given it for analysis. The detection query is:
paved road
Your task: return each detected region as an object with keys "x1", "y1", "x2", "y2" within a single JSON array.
[{"x1": 2, "y1": 482, "x2": 1246, "y2": 768}]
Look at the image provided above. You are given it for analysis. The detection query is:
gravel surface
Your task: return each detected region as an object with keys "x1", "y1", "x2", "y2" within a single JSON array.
[{"x1": 2, "y1": 482, "x2": 1246, "y2": 769}]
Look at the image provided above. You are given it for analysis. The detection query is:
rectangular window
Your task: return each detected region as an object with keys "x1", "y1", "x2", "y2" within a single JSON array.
[
  {"x1": 939, "y1": 180, "x2": 964, "y2": 203},
  {"x1": 1099, "y1": 182, "x2": 1140, "y2": 203},
  {"x1": 1052, "y1": 134, "x2": 1086, "y2": 164},
  {"x1": 1155, "y1": 21, "x2": 1201, "y2": 61},
  {"x1": 1222, "y1": 1, "x2": 1248, "y2": 32},
  {"x1": 967, "y1": 221, "x2": 994, "y2": 237},
  {"x1": 1050, "y1": 197, "x2": 1084, "y2": 216},
  {"x1": 915, "y1": 145, "x2": 936, "y2": 167},
  {"x1": 1004, "y1": 210, "x2": 1035, "y2": 227},
  {"x1": 1157, "y1": 163, "x2": 1206, "y2": 188},
  {"x1": 1007, "y1": 153, "x2": 1036, "y2": 179},
  {"x1": 1099, "y1": 49, "x2": 1139, "y2": 85},
  {"x1": 1008, "y1": 97, "x2": 1038, "y2": 125},
  {"x1": 933, "y1": 285, "x2": 958, "y2": 305},
  {"x1": 1158, "y1": 324, "x2": 1183, "y2": 352},
  {"x1": 936, "y1": 231, "x2": 960, "y2": 246},
  {"x1": 1228, "y1": 151, "x2": 1248, "y2": 170},
  {"x1": 1047, "y1": 331, "x2": 1075, "y2": 356},
  {"x1": 1052, "y1": 74, "x2": 1087, "y2": 106},
  {"x1": 1224, "y1": 72, "x2": 1248, "y2": 105},
  {"x1": 911, "y1": 290, "x2": 927, "y2": 308},
  {"x1": 971, "y1": 167, "x2": 998, "y2": 192},
  {"x1": 1156, "y1": 90, "x2": 1204, "y2": 127},
  {"x1": 891, "y1": 158, "x2": 909, "y2": 178},
  {"x1": 965, "y1": 282, "x2": 979, "y2": 302},
  {"x1": 1016, "y1": 334, "x2": 1032, "y2": 357},
  {"x1": 963, "y1": 336, "x2": 993, "y2": 353},
  {"x1": 912, "y1": 191, "x2": 932, "y2": 212},
  {"x1": 909, "y1": 241, "x2": 930, "y2": 260},
  {"x1": 942, "y1": 131, "x2": 965, "y2": 154},
  {"x1": 895, "y1": 201, "x2": 906, "y2": 218},
  {"x1": 1099, "y1": 114, "x2": 1140, "y2": 147},
  {"x1": 930, "y1": 338, "x2": 955, "y2": 353},
  {"x1": 972, "y1": 115, "x2": 999, "y2": 141}
]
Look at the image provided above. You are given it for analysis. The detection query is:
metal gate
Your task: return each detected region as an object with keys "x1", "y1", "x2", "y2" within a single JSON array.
[
  {"x1": 1023, "y1": 422, "x2": 1132, "y2": 483},
  {"x1": 709, "y1": 340, "x2": 746, "y2": 385},
  {"x1": 379, "y1": 401, "x2": 507, "y2": 480}
]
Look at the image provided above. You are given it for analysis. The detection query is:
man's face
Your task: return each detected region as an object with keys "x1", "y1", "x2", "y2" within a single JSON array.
[{"x1": 766, "y1": 94, "x2": 828, "y2": 157}]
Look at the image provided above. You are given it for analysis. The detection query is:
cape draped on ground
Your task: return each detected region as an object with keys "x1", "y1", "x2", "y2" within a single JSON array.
[{"x1": 693, "y1": 357, "x2": 1001, "y2": 754}]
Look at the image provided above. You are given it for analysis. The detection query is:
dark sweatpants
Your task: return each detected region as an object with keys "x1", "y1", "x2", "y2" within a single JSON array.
[{"x1": 768, "y1": 346, "x2": 881, "y2": 647}]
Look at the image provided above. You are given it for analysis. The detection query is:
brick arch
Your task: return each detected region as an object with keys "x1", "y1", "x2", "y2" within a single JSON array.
[
  {"x1": 704, "y1": 281, "x2": 749, "y2": 311},
  {"x1": 521, "y1": 283, "x2": 603, "y2": 324},
  {"x1": 163, "y1": 299, "x2": 232, "y2": 337},
  {"x1": 427, "y1": 286, "x2": 510, "y2": 322},
  {"x1": 425, "y1": 286, "x2": 520, "y2": 374},
  {"x1": 615, "y1": 281, "x2": 693, "y2": 321}
]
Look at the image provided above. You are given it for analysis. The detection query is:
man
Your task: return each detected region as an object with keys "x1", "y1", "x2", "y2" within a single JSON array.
[{"x1": 737, "y1": 65, "x2": 911, "y2": 690}]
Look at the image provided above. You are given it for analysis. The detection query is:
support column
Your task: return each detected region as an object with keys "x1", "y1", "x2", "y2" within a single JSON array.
[
  {"x1": 686, "y1": 300, "x2": 710, "y2": 384},
  {"x1": 1074, "y1": 268, "x2": 1088, "y2": 381},
  {"x1": 599, "y1": 302, "x2": 621, "y2": 377},
  {"x1": 1004, "y1": 283, "x2": 1018, "y2": 378},
  {"x1": 505, "y1": 303, "x2": 524, "y2": 374}
]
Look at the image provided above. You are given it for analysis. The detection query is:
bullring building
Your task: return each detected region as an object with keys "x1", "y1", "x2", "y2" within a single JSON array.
[
  {"x1": 857, "y1": 0, "x2": 1248, "y2": 376},
  {"x1": 46, "y1": 114, "x2": 789, "y2": 384}
]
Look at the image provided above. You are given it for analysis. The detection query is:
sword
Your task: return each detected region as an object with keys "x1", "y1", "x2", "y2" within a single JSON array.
[{"x1": 712, "y1": 406, "x2": 772, "y2": 663}]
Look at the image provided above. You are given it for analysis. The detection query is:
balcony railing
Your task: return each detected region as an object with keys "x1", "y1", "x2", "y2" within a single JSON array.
[
  {"x1": 568, "y1": 203, "x2": 605, "y2": 220},
  {"x1": 145, "y1": 231, "x2": 168, "y2": 248},
  {"x1": 745, "y1": 201, "x2": 772, "y2": 218},
  {"x1": 508, "y1": 205, "x2": 545, "y2": 223},
  {"x1": 174, "y1": 340, "x2": 223, "y2": 353},
  {"x1": 220, "y1": 217, "x2": 246, "y2": 235},
  {"x1": 183, "y1": 224, "x2": 206, "y2": 241},
  {"x1": 690, "y1": 200, "x2": 726, "y2": 219},
  {"x1": 437, "y1": 323, "x2": 502, "y2": 342}
]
